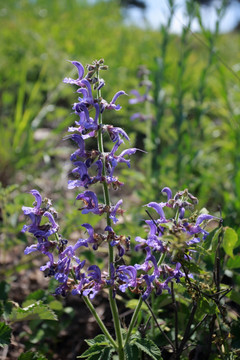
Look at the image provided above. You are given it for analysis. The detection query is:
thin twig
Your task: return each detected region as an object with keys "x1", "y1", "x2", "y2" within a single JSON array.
[
  {"x1": 145, "y1": 209, "x2": 163, "y2": 235},
  {"x1": 144, "y1": 300, "x2": 175, "y2": 350},
  {"x1": 189, "y1": 314, "x2": 208, "y2": 338},
  {"x1": 177, "y1": 301, "x2": 198, "y2": 356}
]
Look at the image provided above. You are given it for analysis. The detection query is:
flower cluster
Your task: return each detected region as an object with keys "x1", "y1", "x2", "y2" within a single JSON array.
[{"x1": 22, "y1": 60, "x2": 216, "y2": 301}]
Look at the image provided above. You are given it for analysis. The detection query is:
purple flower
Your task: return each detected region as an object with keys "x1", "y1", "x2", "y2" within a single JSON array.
[
  {"x1": 142, "y1": 274, "x2": 155, "y2": 300},
  {"x1": 101, "y1": 91, "x2": 127, "y2": 112},
  {"x1": 76, "y1": 191, "x2": 101, "y2": 215},
  {"x1": 116, "y1": 265, "x2": 137, "y2": 293},
  {"x1": 105, "y1": 125, "x2": 130, "y2": 143},
  {"x1": 64, "y1": 134, "x2": 86, "y2": 160},
  {"x1": 63, "y1": 61, "x2": 85, "y2": 86},
  {"x1": 109, "y1": 199, "x2": 123, "y2": 224}
]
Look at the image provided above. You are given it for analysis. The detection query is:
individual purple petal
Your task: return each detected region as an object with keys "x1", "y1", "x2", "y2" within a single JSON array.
[
  {"x1": 97, "y1": 80, "x2": 105, "y2": 90},
  {"x1": 109, "y1": 199, "x2": 123, "y2": 224},
  {"x1": 105, "y1": 226, "x2": 114, "y2": 232},
  {"x1": 179, "y1": 207, "x2": 185, "y2": 219},
  {"x1": 29, "y1": 189, "x2": 42, "y2": 209},
  {"x1": 161, "y1": 187, "x2": 172, "y2": 201},
  {"x1": 111, "y1": 90, "x2": 127, "y2": 104},
  {"x1": 24, "y1": 244, "x2": 38, "y2": 255},
  {"x1": 107, "y1": 126, "x2": 130, "y2": 143},
  {"x1": 103, "y1": 91, "x2": 127, "y2": 111},
  {"x1": 142, "y1": 274, "x2": 155, "y2": 300},
  {"x1": 195, "y1": 214, "x2": 214, "y2": 226},
  {"x1": 71, "y1": 61, "x2": 85, "y2": 80},
  {"x1": 63, "y1": 61, "x2": 85, "y2": 85},
  {"x1": 43, "y1": 211, "x2": 59, "y2": 233},
  {"x1": 68, "y1": 180, "x2": 83, "y2": 189},
  {"x1": 146, "y1": 202, "x2": 165, "y2": 219}
]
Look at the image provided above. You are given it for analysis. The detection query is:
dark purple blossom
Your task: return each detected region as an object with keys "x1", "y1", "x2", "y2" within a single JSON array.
[{"x1": 116, "y1": 265, "x2": 137, "y2": 293}]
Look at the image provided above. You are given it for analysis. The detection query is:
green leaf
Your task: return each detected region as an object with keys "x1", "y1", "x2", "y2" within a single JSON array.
[
  {"x1": 207, "y1": 227, "x2": 222, "y2": 252},
  {"x1": 124, "y1": 343, "x2": 139, "y2": 360},
  {"x1": 99, "y1": 347, "x2": 114, "y2": 360},
  {"x1": 18, "y1": 351, "x2": 47, "y2": 360},
  {"x1": 227, "y1": 290, "x2": 240, "y2": 306},
  {"x1": 85, "y1": 334, "x2": 110, "y2": 347},
  {"x1": 223, "y1": 227, "x2": 238, "y2": 258},
  {"x1": 159, "y1": 222, "x2": 173, "y2": 230},
  {"x1": 0, "y1": 282, "x2": 10, "y2": 301},
  {"x1": 24, "y1": 290, "x2": 45, "y2": 303},
  {"x1": 78, "y1": 344, "x2": 105, "y2": 358},
  {"x1": 48, "y1": 300, "x2": 63, "y2": 311},
  {"x1": 227, "y1": 256, "x2": 240, "y2": 269},
  {"x1": 0, "y1": 322, "x2": 11, "y2": 347},
  {"x1": 9, "y1": 301, "x2": 58, "y2": 323},
  {"x1": 134, "y1": 338, "x2": 162, "y2": 360},
  {"x1": 197, "y1": 298, "x2": 218, "y2": 316}
]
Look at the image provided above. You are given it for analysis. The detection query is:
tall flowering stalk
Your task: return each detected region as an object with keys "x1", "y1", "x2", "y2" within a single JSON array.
[{"x1": 22, "y1": 59, "x2": 218, "y2": 359}]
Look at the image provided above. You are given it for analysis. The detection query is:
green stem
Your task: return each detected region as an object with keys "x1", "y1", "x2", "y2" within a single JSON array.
[
  {"x1": 83, "y1": 296, "x2": 118, "y2": 350},
  {"x1": 124, "y1": 296, "x2": 143, "y2": 345},
  {"x1": 96, "y1": 67, "x2": 125, "y2": 360}
]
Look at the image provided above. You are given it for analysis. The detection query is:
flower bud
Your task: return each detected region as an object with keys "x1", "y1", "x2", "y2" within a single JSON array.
[{"x1": 99, "y1": 65, "x2": 108, "y2": 70}]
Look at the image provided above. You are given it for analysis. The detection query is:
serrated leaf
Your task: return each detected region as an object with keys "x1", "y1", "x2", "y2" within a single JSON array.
[
  {"x1": 18, "y1": 351, "x2": 47, "y2": 360},
  {"x1": 0, "y1": 322, "x2": 11, "y2": 347},
  {"x1": 223, "y1": 227, "x2": 238, "y2": 258},
  {"x1": 86, "y1": 355, "x2": 101, "y2": 360},
  {"x1": 78, "y1": 344, "x2": 104, "y2": 358},
  {"x1": 85, "y1": 334, "x2": 110, "y2": 346},
  {"x1": 134, "y1": 338, "x2": 162, "y2": 360},
  {"x1": 124, "y1": 343, "x2": 139, "y2": 360},
  {"x1": 25, "y1": 289, "x2": 45, "y2": 301},
  {"x1": 99, "y1": 347, "x2": 114, "y2": 360},
  {"x1": 48, "y1": 300, "x2": 63, "y2": 311},
  {"x1": 9, "y1": 301, "x2": 57, "y2": 323}
]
